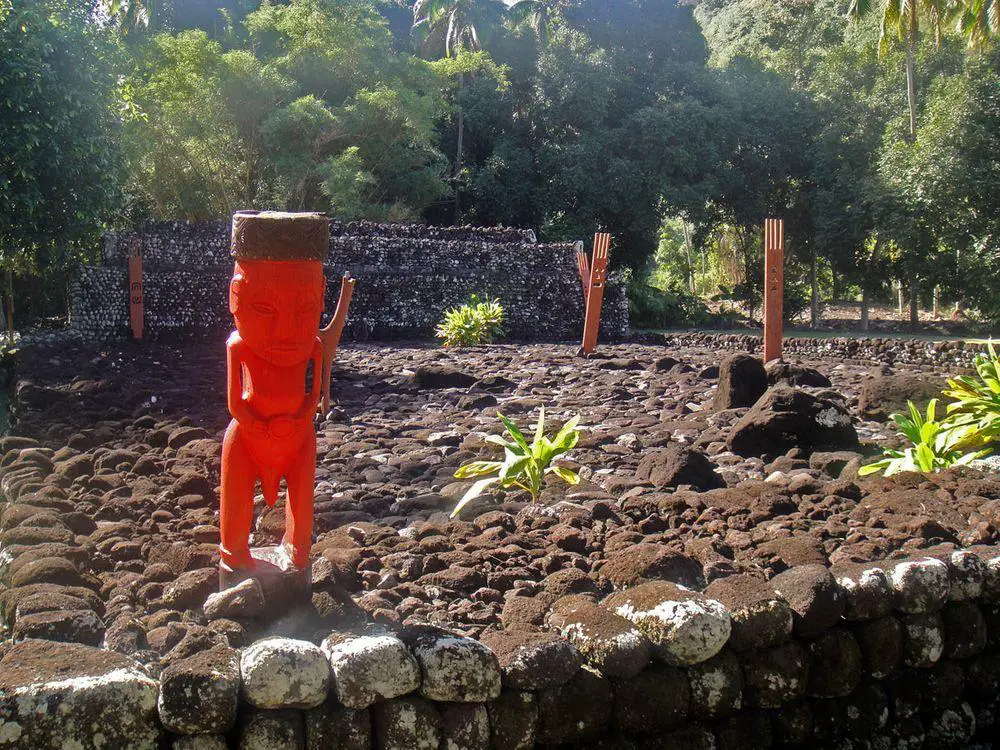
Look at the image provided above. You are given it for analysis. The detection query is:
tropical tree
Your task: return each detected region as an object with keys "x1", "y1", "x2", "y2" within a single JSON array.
[
  {"x1": 1, "y1": 0, "x2": 122, "y2": 336},
  {"x1": 847, "y1": 0, "x2": 950, "y2": 141},
  {"x1": 954, "y1": 0, "x2": 998, "y2": 48}
]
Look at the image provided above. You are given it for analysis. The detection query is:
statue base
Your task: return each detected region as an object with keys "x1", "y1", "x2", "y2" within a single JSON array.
[{"x1": 219, "y1": 545, "x2": 312, "y2": 612}]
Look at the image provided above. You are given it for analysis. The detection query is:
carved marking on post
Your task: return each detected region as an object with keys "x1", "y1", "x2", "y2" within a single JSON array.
[
  {"x1": 763, "y1": 217, "x2": 784, "y2": 362},
  {"x1": 581, "y1": 232, "x2": 611, "y2": 355},
  {"x1": 574, "y1": 240, "x2": 590, "y2": 302},
  {"x1": 127, "y1": 237, "x2": 144, "y2": 340}
]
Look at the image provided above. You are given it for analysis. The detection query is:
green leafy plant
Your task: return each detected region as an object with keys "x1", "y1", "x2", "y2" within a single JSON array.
[
  {"x1": 943, "y1": 340, "x2": 1000, "y2": 445},
  {"x1": 435, "y1": 294, "x2": 505, "y2": 347},
  {"x1": 451, "y1": 408, "x2": 582, "y2": 517},
  {"x1": 859, "y1": 399, "x2": 990, "y2": 477}
]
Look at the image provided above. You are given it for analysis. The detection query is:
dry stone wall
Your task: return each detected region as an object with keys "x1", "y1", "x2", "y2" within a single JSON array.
[
  {"x1": 3, "y1": 509, "x2": 1000, "y2": 749},
  {"x1": 70, "y1": 220, "x2": 628, "y2": 342},
  {"x1": 651, "y1": 331, "x2": 989, "y2": 370}
]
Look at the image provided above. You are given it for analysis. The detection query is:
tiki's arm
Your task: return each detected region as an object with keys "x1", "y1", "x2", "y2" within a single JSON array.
[
  {"x1": 227, "y1": 334, "x2": 267, "y2": 435},
  {"x1": 318, "y1": 273, "x2": 356, "y2": 414},
  {"x1": 295, "y1": 339, "x2": 323, "y2": 422}
]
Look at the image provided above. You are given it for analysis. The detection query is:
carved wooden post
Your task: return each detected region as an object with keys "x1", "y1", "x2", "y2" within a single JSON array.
[
  {"x1": 763, "y1": 217, "x2": 784, "y2": 362},
  {"x1": 581, "y1": 232, "x2": 611, "y2": 355},
  {"x1": 127, "y1": 236, "x2": 144, "y2": 340},
  {"x1": 574, "y1": 240, "x2": 590, "y2": 302},
  {"x1": 319, "y1": 272, "x2": 356, "y2": 413}
]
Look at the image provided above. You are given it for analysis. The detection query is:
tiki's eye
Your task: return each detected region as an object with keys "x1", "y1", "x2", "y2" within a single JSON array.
[{"x1": 252, "y1": 302, "x2": 277, "y2": 316}]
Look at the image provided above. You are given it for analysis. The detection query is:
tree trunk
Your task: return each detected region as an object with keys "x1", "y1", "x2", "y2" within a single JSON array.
[
  {"x1": 5, "y1": 270, "x2": 13, "y2": 344},
  {"x1": 681, "y1": 221, "x2": 696, "y2": 294},
  {"x1": 932, "y1": 286, "x2": 940, "y2": 319},
  {"x1": 453, "y1": 72, "x2": 465, "y2": 224},
  {"x1": 905, "y1": 8, "x2": 918, "y2": 142},
  {"x1": 861, "y1": 285, "x2": 870, "y2": 332},
  {"x1": 909, "y1": 276, "x2": 919, "y2": 324},
  {"x1": 897, "y1": 279, "x2": 905, "y2": 317},
  {"x1": 809, "y1": 257, "x2": 819, "y2": 326}
]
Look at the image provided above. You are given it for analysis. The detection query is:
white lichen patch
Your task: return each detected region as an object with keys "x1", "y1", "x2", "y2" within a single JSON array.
[
  {"x1": 411, "y1": 635, "x2": 501, "y2": 702},
  {"x1": 947, "y1": 551, "x2": 986, "y2": 601}
]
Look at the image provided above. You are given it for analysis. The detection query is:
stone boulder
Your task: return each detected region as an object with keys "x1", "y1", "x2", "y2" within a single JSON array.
[
  {"x1": 158, "y1": 645, "x2": 240, "y2": 734},
  {"x1": 727, "y1": 386, "x2": 859, "y2": 458},
  {"x1": 0, "y1": 639, "x2": 161, "y2": 749},
  {"x1": 480, "y1": 629, "x2": 582, "y2": 690},
  {"x1": 635, "y1": 444, "x2": 724, "y2": 491},
  {"x1": 714, "y1": 354, "x2": 768, "y2": 410},
  {"x1": 770, "y1": 564, "x2": 845, "y2": 638},
  {"x1": 321, "y1": 631, "x2": 421, "y2": 709},
  {"x1": 240, "y1": 637, "x2": 330, "y2": 709},
  {"x1": 404, "y1": 626, "x2": 502, "y2": 703},
  {"x1": 859, "y1": 373, "x2": 946, "y2": 420},
  {"x1": 414, "y1": 366, "x2": 477, "y2": 390},
  {"x1": 765, "y1": 360, "x2": 832, "y2": 388},
  {"x1": 597, "y1": 544, "x2": 704, "y2": 590},
  {"x1": 705, "y1": 574, "x2": 793, "y2": 652},
  {"x1": 372, "y1": 696, "x2": 442, "y2": 750},
  {"x1": 548, "y1": 599, "x2": 652, "y2": 678},
  {"x1": 604, "y1": 581, "x2": 731, "y2": 666}
]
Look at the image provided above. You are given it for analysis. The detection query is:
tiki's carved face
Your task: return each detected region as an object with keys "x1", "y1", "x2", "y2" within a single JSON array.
[{"x1": 230, "y1": 260, "x2": 324, "y2": 367}]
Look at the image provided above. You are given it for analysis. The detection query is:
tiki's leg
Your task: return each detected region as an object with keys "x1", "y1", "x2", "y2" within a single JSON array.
[
  {"x1": 283, "y1": 436, "x2": 317, "y2": 568},
  {"x1": 220, "y1": 420, "x2": 258, "y2": 570}
]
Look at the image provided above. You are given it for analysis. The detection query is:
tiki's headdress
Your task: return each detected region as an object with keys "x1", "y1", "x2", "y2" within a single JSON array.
[{"x1": 231, "y1": 210, "x2": 330, "y2": 261}]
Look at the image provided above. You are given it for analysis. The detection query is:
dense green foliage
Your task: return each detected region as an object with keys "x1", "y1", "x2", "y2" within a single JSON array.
[
  {"x1": 3, "y1": 0, "x2": 1000, "y2": 329},
  {"x1": 452, "y1": 408, "x2": 581, "y2": 516},
  {"x1": 862, "y1": 342, "x2": 1000, "y2": 476},
  {"x1": 435, "y1": 293, "x2": 505, "y2": 346}
]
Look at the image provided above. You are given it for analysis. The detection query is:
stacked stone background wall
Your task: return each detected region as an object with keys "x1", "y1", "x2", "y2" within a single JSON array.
[
  {"x1": 650, "y1": 331, "x2": 990, "y2": 370},
  {"x1": 70, "y1": 220, "x2": 628, "y2": 342}
]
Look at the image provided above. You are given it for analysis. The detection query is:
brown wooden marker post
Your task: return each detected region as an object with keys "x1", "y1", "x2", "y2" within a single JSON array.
[
  {"x1": 763, "y1": 218, "x2": 784, "y2": 362},
  {"x1": 574, "y1": 240, "x2": 590, "y2": 302},
  {"x1": 318, "y1": 272, "x2": 356, "y2": 413},
  {"x1": 127, "y1": 237, "x2": 144, "y2": 340},
  {"x1": 581, "y1": 232, "x2": 611, "y2": 354}
]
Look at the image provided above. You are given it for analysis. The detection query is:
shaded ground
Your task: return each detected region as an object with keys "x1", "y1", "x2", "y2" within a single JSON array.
[{"x1": 3, "y1": 338, "x2": 999, "y2": 663}]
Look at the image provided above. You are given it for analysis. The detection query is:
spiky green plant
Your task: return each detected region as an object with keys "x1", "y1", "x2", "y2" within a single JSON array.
[
  {"x1": 451, "y1": 408, "x2": 581, "y2": 517},
  {"x1": 435, "y1": 294, "x2": 505, "y2": 347},
  {"x1": 943, "y1": 339, "x2": 1000, "y2": 445},
  {"x1": 859, "y1": 399, "x2": 989, "y2": 477}
]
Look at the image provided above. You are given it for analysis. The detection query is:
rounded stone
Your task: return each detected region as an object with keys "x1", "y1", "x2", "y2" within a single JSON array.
[
  {"x1": 805, "y1": 629, "x2": 862, "y2": 698},
  {"x1": 941, "y1": 601, "x2": 987, "y2": 659},
  {"x1": 740, "y1": 641, "x2": 808, "y2": 708},
  {"x1": 890, "y1": 558, "x2": 951, "y2": 614},
  {"x1": 944, "y1": 550, "x2": 986, "y2": 601},
  {"x1": 769, "y1": 565, "x2": 844, "y2": 638},
  {"x1": 439, "y1": 702, "x2": 489, "y2": 750},
  {"x1": 548, "y1": 599, "x2": 652, "y2": 678},
  {"x1": 839, "y1": 683, "x2": 889, "y2": 741},
  {"x1": 241, "y1": 637, "x2": 331, "y2": 709},
  {"x1": 304, "y1": 700, "x2": 371, "y2": 750},
  {"x1": 901, "y1": 612, "x2": 945, "y2": 668},
  {"x1": 487, "y1": 690, "x2": 538, "y2": 750},
  {"x1": 321, "y1": 632, "x2": 421, "y2": 709},
  {"x1": 833, "y1": 564, "x2": 893, "y2": 621},
  {"x1": 705, "y1": 574, "x2": 793, "y2": 651},
  {"x1": 536, "y1": 667, "x2": 613, "y2": 746},
  {"x1": 611, "y1": 664, "x2": 690, "y2": 735},
  {"x1": 173, "y1": 736, "x2": 229, "y2": 750},
  {"x1": 158, "y1": 645, "x2": 240, "y2": 734},
  {"x1": 239, "y1": 708, "x2": 304, "y2": 750},
  {"x1": 480, "y1": 629, "x2": 582, "y2": 690},
  {"x1": 604, "y1": 581, "x2": 731, "y2": 666},
  {"x1": 687, "y1": 650, "x2": 743, "y2": 720},
  {"x1": 405, "y1": 627, "x2": 501, "y2": 703},
  {"x1": 851, "y1": 615, "x2": 903, "y2": 679},
  {"x1": 372, "y1": 696, "x2": 442, "y2": 750}
]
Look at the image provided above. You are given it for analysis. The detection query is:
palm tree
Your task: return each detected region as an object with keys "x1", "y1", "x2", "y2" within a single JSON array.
[
  {"x1": 506, "y1": 0, "x2": 563, "y2": 45},
  {"x1": 954, "y1": 0, "x2": 998, "y2": 48},
  {"x1": 413, "y1": 0, "x2": 507, "y2": 220},
  {"x1": 101, "y1": 0, "x2": 151, "y2": 34},
  {"x1": 847, "y1": 0, "x2": 950, "y2": 141}
]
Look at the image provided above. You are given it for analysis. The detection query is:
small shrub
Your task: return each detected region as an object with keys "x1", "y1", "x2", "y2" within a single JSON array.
[
  {"x1": 943, "y1": 340, "x2": 1000, "y2": 445},
  {"x1": 451, "y1": 408, "x2": 582, "y2": 517},
  {"x1": 859, "y1": 399, "x2": 990, "y2": 477},
  {"x1": 435, "y1": 294, "x2": 505, "y2": 347}
]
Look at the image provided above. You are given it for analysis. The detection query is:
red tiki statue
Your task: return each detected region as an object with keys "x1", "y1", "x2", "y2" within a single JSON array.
[{"x1": 220, "y1": 211, "x2": 338, "y2": 578}]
